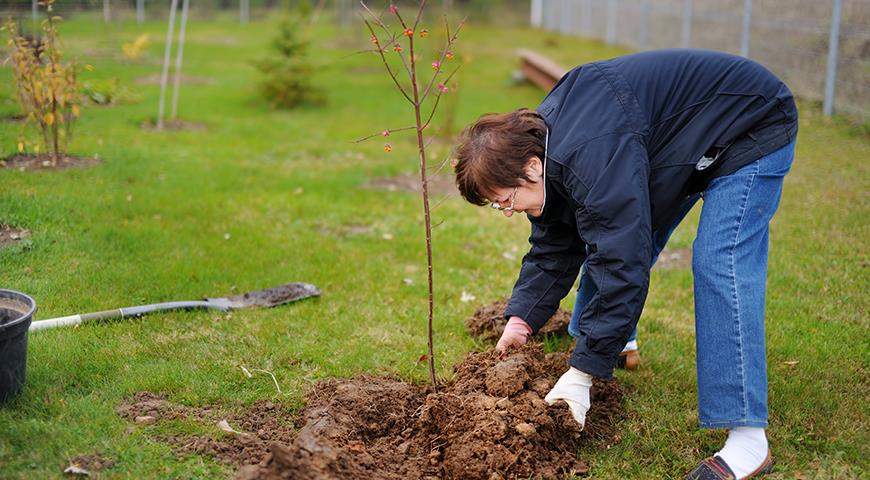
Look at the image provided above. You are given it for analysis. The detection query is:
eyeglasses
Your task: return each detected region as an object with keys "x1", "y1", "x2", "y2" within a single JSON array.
[{"x1": 490, "y1": 187, "x2": 518, "y2": 213}]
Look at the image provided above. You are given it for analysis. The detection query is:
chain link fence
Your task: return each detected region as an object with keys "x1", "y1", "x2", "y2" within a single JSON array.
[{"x1": 532, "y1": 0, "x2": 870, "y2": 120}]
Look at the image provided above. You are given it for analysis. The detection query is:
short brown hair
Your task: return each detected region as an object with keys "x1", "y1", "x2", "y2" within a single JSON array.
[{"x1": 453, "y1": 108, "x2": 547, "y2": 206}]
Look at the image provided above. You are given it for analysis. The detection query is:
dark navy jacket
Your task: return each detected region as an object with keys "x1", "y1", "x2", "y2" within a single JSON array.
[{"x1": 504, "y1": 49, "x2": 798, "y2": 378}]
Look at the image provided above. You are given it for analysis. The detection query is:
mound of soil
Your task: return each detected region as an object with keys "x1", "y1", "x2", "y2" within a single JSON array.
[
  {"x1": 235, "y1": 345, "x2": 624, "y2": 480},
  {"x1": 466, "y1": 298, "x2": 572, "y2": 342}
]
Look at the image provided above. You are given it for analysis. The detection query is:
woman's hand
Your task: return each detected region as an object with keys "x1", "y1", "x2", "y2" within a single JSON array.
[
  {"x1": 544, "y1": 367, "x2": 593, "y2": 429},
  {"x1": 496, "y1": 316, "x2": 533, "y2": 352}
]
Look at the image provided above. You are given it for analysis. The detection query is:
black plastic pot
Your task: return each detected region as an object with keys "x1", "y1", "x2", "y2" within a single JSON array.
[{"x1": 0, "y1": 289, "x2": 35, "y2": 404}]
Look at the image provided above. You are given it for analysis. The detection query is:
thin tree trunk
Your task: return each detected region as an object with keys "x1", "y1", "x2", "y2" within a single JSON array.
[
  {"x1": 157, "y1": 0, "x2": 179, "y2": 131},
  {"x1": 170, "y1": 0, "x2": 190, "y2": 121},
  {"x1": 407, "y1": 13, "x2": 437, "y2": 391}
]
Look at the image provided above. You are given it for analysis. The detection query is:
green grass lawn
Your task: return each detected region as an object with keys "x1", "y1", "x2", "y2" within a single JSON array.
[{"x1": 1, "y1": 10, "x2": 868, "y2": 479}]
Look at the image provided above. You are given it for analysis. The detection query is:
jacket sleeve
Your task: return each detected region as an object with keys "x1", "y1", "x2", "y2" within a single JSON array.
[
  {"x1": 504, "y1": 214, "x2": 585, "y2": 335},
  {"x1": 568, "y1": 134, "x2": 653, "y2": 379}
]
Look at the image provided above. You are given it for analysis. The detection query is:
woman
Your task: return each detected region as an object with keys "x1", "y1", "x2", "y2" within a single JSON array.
[{"x1": 453, "y1": 49, "x2": 797, "y2": 479}]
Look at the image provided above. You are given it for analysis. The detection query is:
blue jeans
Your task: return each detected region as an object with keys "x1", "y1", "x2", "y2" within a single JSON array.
[
  {"x1": 694, "y1": 140, "x2": 794, "y2": 428},
  {"x1": 571, "y1": 140, "x2": 795, "y2": 429}
]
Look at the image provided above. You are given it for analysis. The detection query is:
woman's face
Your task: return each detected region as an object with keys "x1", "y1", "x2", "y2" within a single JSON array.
[{"x1": 488, "y1": 156, "x2": 545, "y2": 218}]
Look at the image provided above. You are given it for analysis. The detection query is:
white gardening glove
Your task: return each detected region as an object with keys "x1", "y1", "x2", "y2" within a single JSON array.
[{"x1": 544, "y1": 367, "x2": 593, "y2": 429}]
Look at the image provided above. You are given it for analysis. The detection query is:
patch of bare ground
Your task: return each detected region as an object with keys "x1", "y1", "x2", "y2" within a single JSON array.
[
  {"x1": 366, "y1": 173, "x2": 456, "y2": 196},
  {"x1": 140, "y1": 119, "x2": 208, "y2": 132},
  {"x1": 0, "y1": 154, "x2": 98, "y2": 171},
  {"x1": 0, "y1": 225, "x2": 30, "y2": 248},
  {"x1": 135, "y1": 73, "x2": 213, "y2": 86}
]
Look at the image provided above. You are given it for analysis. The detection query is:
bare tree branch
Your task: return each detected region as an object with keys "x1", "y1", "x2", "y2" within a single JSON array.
[
  {"x1": 354, "y1": 125, "x2": 417, "y2": 143},
  {"x1": 363, "y1": 19, "x2": 413, "y2": 103}
]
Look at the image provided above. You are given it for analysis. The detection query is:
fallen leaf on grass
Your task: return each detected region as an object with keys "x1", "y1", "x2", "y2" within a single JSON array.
[
  {"x1": 217, "y1": 419, "x2": 249, "y2": 436},
  {"x1": 782, "y1": 360, "x2": 799, "y2": 366},
  {"x1": 460, "y1": 291, "x2": 476, "y2": 302},
  {"x1": 415, "y1": 354, "x2": 428, "y2": 366}
]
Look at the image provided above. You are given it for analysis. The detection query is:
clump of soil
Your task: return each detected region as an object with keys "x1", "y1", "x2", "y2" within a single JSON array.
[
  {"x1": 654, "y1": 247, "x2": 692, "y2": 270},
  {"x1": 466, "y1": 298, "x2": 571, "y2": 342},
  {"x1": 366, "y1": 173, "x2": 456, "y2": 196},
  {"x1": 236, "y1": 345, "x2": 624, "y2": 480},
  {"x1": 140, "y1": 119, "x2": 208, "y2": 132},
  {"x1": 0, "y1": 154, "x2": 97, "y2": 171},
  {"x1": 0, "y1": 224, "x2": 30, "y2": 248},
  {"x1": 116, "y1": 392, "x2": 297, "y2": 467}
]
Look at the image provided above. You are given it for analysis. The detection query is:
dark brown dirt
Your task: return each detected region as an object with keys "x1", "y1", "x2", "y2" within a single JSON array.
[
  {"x1": 654, "y1": 247, "x2": 693, "y2": 270},
  {"x1": 116, "y1": 392, "x2": 297, "y2": 467},
  {"x1": 0, "y1": 154, "x2": 98, "y2": 171},
  {"x1": 117, "y1": 349, "x2": 624, "y2": 479},
  {"x1": 0, "y1": 224, "x2": 30, "y2": 248},
  {"x1": 366, "y1": 173, "x2": 457, "y2": 196},
  {"x1": 235, "y1": 345, "x2": 624, "y2": 480},
  {"x1": 466, "y1": 298, "x2": 571, "y2": 342}
]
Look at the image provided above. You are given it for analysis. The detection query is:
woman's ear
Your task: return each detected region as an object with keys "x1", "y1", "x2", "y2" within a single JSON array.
[{"x1": 525, "y1": 156, "x2": 543, "y2": 181}]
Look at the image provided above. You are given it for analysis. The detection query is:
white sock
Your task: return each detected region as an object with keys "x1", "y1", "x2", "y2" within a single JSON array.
[
  {"x1": 622, "y1": 340, "x2": 638, "y2": 352},
  {"x1": 715, "y1": 427, "x2": 768, "y2": 478}
]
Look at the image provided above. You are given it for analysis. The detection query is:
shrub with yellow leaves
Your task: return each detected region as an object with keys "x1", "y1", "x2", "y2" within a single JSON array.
[
  {"x1": 3, "y1": 0, "x2": 81, "y2": 165},
  {"x1": 121, "y1": 34, "x2": 149, "y2": 61}
]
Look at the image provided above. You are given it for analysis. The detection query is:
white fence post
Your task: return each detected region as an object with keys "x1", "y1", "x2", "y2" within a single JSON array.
[
  {"x1": 823, "y1": 0, "x2": 842, "y2": 116},
  {"x1": 157, "y1": 0, "x2": 179, "y2": 131},
  {"x1": 103, "y1": 0, "x2": 111, "y2": 23},
  {"x1": 681, "y1": 0, "x2": 692, "y2": 48},
  {"x1": 606, "y1": 0, "x2": 617, "y2": 45},
  {"x1": 32, "y1": 0, "x2": 37, "y2": 24},
  {"x1": 170, "y1": 0, "x2": 190, "y2": 121},
  {"x1": 640, "y1": 0, "x2": 651, "y2": 50},
  {"x1": 240, "y1": 0, "x2": 249, "y2": 24},
  {"x1": 582, "y1": 0, "x2": 592, "y2": 36},
  {"x1": 137, "y1": 0, "x2": 145, "y2": 24},
  {"x1": 531, "y1": 0, "x2": 543, "y2": 28},
  {"x1": 741, "y1": 0, "x2": 752, "y2": 57},
  {"x1": 559, "y1": 0, "x2": 573, "y2": 35}
]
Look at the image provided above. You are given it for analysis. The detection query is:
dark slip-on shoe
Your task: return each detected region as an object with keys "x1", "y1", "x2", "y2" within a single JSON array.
[
  {"x1": 685, "y1": 450, "x2": 773, "y2": 480},
  {"x1": 616, "y1": 349, "x2": 640, "y2": 370}
]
